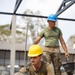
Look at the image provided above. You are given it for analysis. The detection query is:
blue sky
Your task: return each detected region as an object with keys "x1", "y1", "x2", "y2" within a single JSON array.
[{"x1": 0, "y1": 0, "x2": 75, "y2": 42}]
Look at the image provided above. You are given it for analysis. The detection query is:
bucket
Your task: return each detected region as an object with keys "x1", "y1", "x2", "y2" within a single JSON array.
[{"x1": 62, "y1": 62, "x2": 75, "y2": 75}]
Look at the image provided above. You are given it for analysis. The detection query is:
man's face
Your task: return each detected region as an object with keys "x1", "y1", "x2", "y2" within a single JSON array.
[
  {"x1": 30, "y1": 55, "x2": 41, "y2": 65},
  {"x1": 48, "y1": 20, "x2": 56, "y2": 28}
]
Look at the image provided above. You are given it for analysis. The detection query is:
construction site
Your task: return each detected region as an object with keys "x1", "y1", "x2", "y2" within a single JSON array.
[{"x1": 0, "y1": 0, "x2": 75, "y2": 75}]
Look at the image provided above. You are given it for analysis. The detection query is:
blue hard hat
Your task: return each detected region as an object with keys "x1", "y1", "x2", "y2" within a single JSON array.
[{"x1": 47, "y1": 14, "x2": 57, "y2": 21}]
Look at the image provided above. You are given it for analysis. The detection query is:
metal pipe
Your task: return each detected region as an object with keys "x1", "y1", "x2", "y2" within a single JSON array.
[
  {"x1": 0, "y1": 12, "x2": 75, "y2": 21},
  {"x1": 24, "y1": 22, "x2": 29, "y2": 66},
  {"x1": 58, "y1": 18, "x2": 75, "y2": 21},
  {"x1": 13, "y1": 0, "x2": 22, "y2": 14},
  {"x1": 56, "y1": 0, "x2": 75, "y2": 16},
  {"x1": 0, "y1": 12, "x2": 47, "y2": 18}
]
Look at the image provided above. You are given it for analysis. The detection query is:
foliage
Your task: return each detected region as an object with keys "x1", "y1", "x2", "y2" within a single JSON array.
[
  {"x1": 0, "y1": 24, "x2": 11, "y2": 35},
  {"x1": 0, "y1": 24, "x2": 23, "y2": 42},
  {"x1": 0, "y1": 9, "x2": 47, "y2": 44},
  {"x1": 21, "y1": 9, "x2": 47, "y2": 44},
  {"x1": 67, "y1": 35, "x2": 75, "y2": 46}
]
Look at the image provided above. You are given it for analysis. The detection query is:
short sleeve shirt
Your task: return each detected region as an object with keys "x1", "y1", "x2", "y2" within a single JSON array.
[{"x1": 39, "y1": 27, "x2": 62, "y2": 46}]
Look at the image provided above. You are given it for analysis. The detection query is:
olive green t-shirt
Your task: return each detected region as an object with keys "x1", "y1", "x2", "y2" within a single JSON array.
[
  {"x1": 26, "y1": 61, "x2": 53, "y2": 75},
  {"x1": 39, "y1": 27, "x2": 62, "y2": 46}
]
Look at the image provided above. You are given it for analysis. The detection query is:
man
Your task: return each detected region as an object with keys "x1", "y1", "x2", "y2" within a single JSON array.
[
  {"x1": 15, "y1": 44, "x2": 54, "y2": 75},
  {"x1": 33, "y1": 14, "x2": 69, "y2": 75}
]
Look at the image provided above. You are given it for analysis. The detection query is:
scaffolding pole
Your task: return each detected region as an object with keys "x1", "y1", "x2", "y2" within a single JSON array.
[{"x1": 10, "y1": 15, "x2": 16, "y2": 75}]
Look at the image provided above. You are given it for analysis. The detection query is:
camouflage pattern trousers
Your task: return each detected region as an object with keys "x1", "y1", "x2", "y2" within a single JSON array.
[{"x1": 43, "y1": 47, "x2": 62, "y2": 75}]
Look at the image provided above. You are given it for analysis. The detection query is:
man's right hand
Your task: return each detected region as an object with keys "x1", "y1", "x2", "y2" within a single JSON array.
[
  {"x1": 65, "y1": 52, "x2": 69, "y2": 58},
  {"x1": 19, "y1": 67, "x2": 27, "y2": 73}
]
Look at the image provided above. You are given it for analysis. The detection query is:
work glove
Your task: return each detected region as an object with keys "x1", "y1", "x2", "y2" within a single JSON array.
[
  {"x1": 65, "y1": 52, "x2": 69, "y2": 58},
  {"x1": 19, "y1": 67, "x2": 27, "y2": 73}
]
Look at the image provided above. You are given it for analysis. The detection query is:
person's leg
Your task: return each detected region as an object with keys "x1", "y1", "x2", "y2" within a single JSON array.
[
  {"x1": 43, "y1": 51, "x2": 51, "y2": 63},
  {"x1": 43, "y1": 47, "x2": 54, "y2": 63},
  {"x1": 52, "y1": 52, "x2": 62, "y2": 75}
]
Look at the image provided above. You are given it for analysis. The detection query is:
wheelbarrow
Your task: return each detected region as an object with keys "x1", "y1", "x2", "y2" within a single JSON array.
[{"x1": 62, "y1": 58, "x2": 75, "y2": 75}]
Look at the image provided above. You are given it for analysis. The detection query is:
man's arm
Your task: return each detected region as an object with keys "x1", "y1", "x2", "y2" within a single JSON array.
[
  {"x1": 46, "y1": 63, "x2": 54, "y2": 75},
  {"x1": 33, "y1": 36, "x2": 42, "y2": 44},
  {"x1": 59, "y1": 35, "x2": 69, "y2": 57},
  {"x1": 14, "y1": 67, "x2": 28, "y2": 75}
]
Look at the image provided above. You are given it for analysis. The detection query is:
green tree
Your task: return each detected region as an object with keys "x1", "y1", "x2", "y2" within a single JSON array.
[
  {"x1": 21, "y1": 9, "x2": 47, "y2": 44},
  {"x1": 0, "y1": 24, "x2": 23, "y2": 42},
  {"x1": 0, "y1": 24, "x2": 11, "y2": 41},
  {"x1": 0, "y1": 9, "x2": 47, "y2": 44},
  {"x1": 67, "y1": 35, "x2": 75, "y2": 46}
]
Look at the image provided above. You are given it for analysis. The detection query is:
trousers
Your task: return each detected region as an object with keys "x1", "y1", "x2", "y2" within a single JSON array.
[{"x1": 43, "y1": 47, "x2": 62, "y2": 75}]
